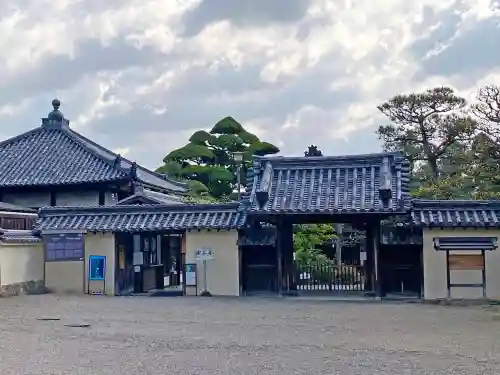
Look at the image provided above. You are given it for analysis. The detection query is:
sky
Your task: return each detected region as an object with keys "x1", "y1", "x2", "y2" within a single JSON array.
[{"x1": 0, "y1": 0, "x2": 499, "y2": 171}]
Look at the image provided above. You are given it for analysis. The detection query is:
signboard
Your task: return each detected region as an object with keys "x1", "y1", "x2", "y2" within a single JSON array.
[
  {"x1": 195, "y1": 247, "x2": 214, "y2": 261},
  {"x1": 88, "y1": 255, "x2": 106, "y2": 281},
  {"x1": 44, "y1": 233, "x2": 84, "y2": 261},
  {"x1": 133, "y1": 252, "x2": 144, "y2": 265},
  {"x1": 185, "y1": 263, "x2": 197, "y2": 287},
  {"x1": 449, "y1": 254, "x2": 484, "y2": 270}
]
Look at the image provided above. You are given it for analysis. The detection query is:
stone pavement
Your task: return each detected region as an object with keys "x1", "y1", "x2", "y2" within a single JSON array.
[{"x1": 0, "y1": 295, "x2": 499, "y2": 374}]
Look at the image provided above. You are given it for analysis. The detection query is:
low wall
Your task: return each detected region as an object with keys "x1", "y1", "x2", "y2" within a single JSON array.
[
  {"x1": 423, "y1": 228, "x2": 500, "y2": 301},
  {"x1": 46, "y1": 233, "x2": 116, "y2": 296},
  {"x1": 0, "y1": 241, "x2": 46, "y2": 297},
  {"x1": 185, "y1": 230, "x2": 240, "y2": 297}
]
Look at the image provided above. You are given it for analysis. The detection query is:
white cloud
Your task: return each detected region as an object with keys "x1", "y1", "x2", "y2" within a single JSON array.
[{"x1": 0, "y1": 0, "x2": 498, "y2": 168}]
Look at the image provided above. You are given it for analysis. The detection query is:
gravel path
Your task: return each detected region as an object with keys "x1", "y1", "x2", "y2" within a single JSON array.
[{"x1": 0, "y1": 295, "x2": 499, "y2": 374}]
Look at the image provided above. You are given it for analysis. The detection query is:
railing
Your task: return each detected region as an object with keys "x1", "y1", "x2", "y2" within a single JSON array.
[{"x1": 295, "y1": 263, "x2": 365, "y2": 292}]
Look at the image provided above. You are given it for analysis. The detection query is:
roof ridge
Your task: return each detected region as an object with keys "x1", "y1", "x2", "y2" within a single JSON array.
[
  {"x1": 255, "y1": 151, "x2": 405, "y2": 163},
  {"x1": 65, "y1": 128, "x2": 187, "y2": 189},
  {"x1": 412, "y1": 199, "x2": 500, "y2": 208},
  {"x1": 38, "y1": 202, "x2": 241, "y2": 216}
]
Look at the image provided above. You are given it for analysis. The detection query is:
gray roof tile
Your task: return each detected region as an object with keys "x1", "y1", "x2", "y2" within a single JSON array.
[
  {"x1": 0, "y1": 103, "x2": 187, "y2": 193},
  {"x1": 36, "y1": 203, "x2": 245, "y2": 233},
  {"x1": 411, "y1": 199, "x2": 500, "y2": 227},
  {"x1": 117, "y1": 187, "x2": 185, "y2": 205},
  {"x1": 245, "y1": 152, "x2": 410, "y2": 214}
]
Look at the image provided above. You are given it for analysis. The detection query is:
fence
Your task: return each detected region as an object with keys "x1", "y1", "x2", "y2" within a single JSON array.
[{"x1": 296, "y1": 263, "x2": 365, "y2": 292}]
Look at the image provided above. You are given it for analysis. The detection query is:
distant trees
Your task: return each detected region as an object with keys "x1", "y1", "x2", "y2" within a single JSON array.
[{"x1": 378, "y1": 84, "x2": 500, "y2": 200}]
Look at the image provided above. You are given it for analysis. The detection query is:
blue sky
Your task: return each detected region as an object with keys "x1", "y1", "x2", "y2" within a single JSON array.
[{"x1": 0, "y1": 0, "x2": 498, "y2": 170}]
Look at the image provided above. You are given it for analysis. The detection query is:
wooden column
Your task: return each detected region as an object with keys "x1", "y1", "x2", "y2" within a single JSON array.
[
  {"x1": 279, "y1": 222, "x2": 294, "y2": 295},
  {"x1": 372, "y1": 220, "x2": 382, "y2": 298},
  {"x1": 276, "y1": 218, "x2": 283, "y2": 295},
  {"x1": 364, "y1": 225, "x2": 374, "y2": 293},
  {"x1": 365, "y1": 220, "x2": 381, "y2": 297}
]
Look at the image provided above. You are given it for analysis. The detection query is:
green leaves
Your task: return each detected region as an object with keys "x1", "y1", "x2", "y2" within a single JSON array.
[
  {"x1": 210, "y1": 116, "x2": 245, "y2": 134},
  {"x1": 293, "y1": 224, "x2": 336, "y2": 266},
  {"x1": 378, "y1": 86, "x2": 474, "y2": 182},
  {"x1": 158, "y1": 116, "x2": 280, "y2": 199}
]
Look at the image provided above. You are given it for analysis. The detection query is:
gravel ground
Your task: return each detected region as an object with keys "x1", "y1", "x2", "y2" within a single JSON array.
[{"x1": 0, "y1": 295, "x2": 500, "y2": 374}]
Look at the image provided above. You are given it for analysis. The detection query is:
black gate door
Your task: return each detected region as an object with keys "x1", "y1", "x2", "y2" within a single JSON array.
[{"x1": 295, "y1": 263, "x2": 365, "y2": 293}]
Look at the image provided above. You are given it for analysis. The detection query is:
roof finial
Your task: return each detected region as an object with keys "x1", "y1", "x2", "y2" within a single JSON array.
[
  {"x1": 304, "y1": 145, "x2": 322, "y2": 157},
  {"x1": 42, "y1": 98, "x2": 69, "y2": 128},
  {"x1": 52, "y1": 98, "x2": 60, "y2": 111}
]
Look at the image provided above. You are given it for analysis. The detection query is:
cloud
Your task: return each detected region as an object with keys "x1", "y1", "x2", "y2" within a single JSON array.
[
  {"x1": 0, "y1": 0, "x2": 499, "y2": 171},
  {"x1": 181, "y1": 0, "x2": 311, "y2": 36}
]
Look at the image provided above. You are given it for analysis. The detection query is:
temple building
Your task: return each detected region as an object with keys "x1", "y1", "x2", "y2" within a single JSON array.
[
  {"x1": 1, "y1": 101, "x2": 500, "y2": 303},
  {"x1": 0, "y1": 99, "x2": 187, "y2": 209}
]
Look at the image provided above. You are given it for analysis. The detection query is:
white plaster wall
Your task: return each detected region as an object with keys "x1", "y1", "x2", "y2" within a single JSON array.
[
  {"x1": 185, "y1": 230, "x2": 240, "y2": 296},
  {"x1": 56, "y1": 191, "x2": 99, "y2": 206},
  {"x1": 423, "y1": 228, "x2": 500, "y2": 300},
  {"x1": 0, "y1": 242, "x2": 44, "y2": 285},
  {"x1": 3, "y1": 192, "x2": 50, "y2": 208},
  {"x1": 57, "y1": 191, "x2": 116, "y2": 206},
  {"x1": 3, "y1": 190, "x2": 117, "y2": 209},
  {"x1": 84, "y1": 233, "x2": 116, "y2": 296}
]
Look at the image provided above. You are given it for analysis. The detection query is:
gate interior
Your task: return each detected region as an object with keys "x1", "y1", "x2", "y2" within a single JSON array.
[
  {"x1": 241, "y1": 245, "x2": 278, "y2": 295},
  {"x1": 295, "y1": 262, "x2": 365, "y2": 294},
  {"x1": 379, "y1": 244, "x2": 422, "y2": 297}
]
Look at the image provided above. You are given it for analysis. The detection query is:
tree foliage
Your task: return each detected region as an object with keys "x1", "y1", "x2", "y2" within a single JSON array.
[
  {"x1": 379, "y1": 85, "x2": 500, "y2": 200},
  {"x1": 157, "y1": 117, "x2": 279, "y2": 198},
  {"x1": 293, "y1": 224, "x2": 336, "y2": 266},
  {"x1": 377, "y1": 87, "x2": 476, "y2": 182}
]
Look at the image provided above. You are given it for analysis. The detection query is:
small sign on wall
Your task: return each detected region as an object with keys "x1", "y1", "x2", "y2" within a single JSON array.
[{"x1": 195, "y1": 247, "x2": 214, "y2": 261}]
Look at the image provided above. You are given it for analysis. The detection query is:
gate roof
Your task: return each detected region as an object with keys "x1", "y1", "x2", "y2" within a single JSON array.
[{"x1": 244, "y1": 152, "x2": 410, "y2": 217}]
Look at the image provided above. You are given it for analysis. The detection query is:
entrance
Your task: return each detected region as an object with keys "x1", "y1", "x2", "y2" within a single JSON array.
[
  {"x1": 379, "y1": 244, "x2": 422, "y2": 297},
  {"x1": 114, "y1": 232, "x2": 184, "y2": 295},
  {"x1": 241, "y1": 245, "x2": 278, "y2": 295}
]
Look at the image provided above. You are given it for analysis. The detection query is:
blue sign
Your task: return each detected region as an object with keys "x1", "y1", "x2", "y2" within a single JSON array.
[{"x1": 89, "y1": 255, "x2": 106, "y2": 281}]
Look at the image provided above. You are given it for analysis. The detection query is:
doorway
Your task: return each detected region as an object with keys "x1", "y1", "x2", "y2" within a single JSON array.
[
  {"x1": 379, "y1": 244, "x2": 423, "y2": 297},
  {"x1": 241, "y1": 245, "x2": 278, "y2": 295}
]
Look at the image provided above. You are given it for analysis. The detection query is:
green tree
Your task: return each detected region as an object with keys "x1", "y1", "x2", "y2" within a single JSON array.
[
  {"x1": 377, "y1": 87, "x2": 476, "y2": 183},
  {"x1": 157, "y1": 117, "x2": 279, "y2": 199},
  {"x1": 293, "y1": 224, "x2": 336, "y2": 266}
]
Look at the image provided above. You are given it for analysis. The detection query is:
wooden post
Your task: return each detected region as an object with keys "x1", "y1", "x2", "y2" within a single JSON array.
[
  {"x1": 364, "y1": 225, "x2": 374, "y2": 293},
  {"x1": 280, "y1": 222, "x2": 294, "y2": 294},
  {"x1": 364, "y1": 221, "x2": 381, "y2": 297},
  {"x1": 276, "y1": 218, "x2": 283, "y2": 295},
  {"x1": 372, "y1": 220, "x2": 381, "y2": 298},
  {"x1": 334, "y1": 223, "x2": 343, "y2": 265}
]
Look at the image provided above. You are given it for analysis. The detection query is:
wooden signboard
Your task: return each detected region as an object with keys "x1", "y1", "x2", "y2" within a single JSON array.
[{"x1": 448, "y1": 254, "x2": 484, "y2": 271}]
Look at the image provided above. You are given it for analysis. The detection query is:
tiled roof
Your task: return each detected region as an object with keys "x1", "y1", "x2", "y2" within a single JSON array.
[
  {"x1": 36, "y1": 203, "x2": 246, "y2": 233},
  {"x1": 117, "y1": 187, "x2": 185, "y2": 205},
  {"x1": 0, "y1": 101, "x2": 187, "y2": 193},
  {"x1": 411, "y1": 199, "x2": 500, "y2": 228},
  {"x1": 0, "y1": 229, "x2": 41, "y2": 243},
  {"x1": 245, "y1": 152, "x2": 410, "y2": 215}
]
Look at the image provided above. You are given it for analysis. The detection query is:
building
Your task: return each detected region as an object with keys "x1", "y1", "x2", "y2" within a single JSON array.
[
  {"x1": 35, "y1": 202, "x2": 245, "y2": 296},
  {"x1": 1, "y1": 102, "x2": 499, "y2": 302},
  {"x1": 0, "y1": 203, "x2": 44, "y2": 297},
  {"x1": 0, "y1": 99, "x2": 187, "y2": 209}
]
